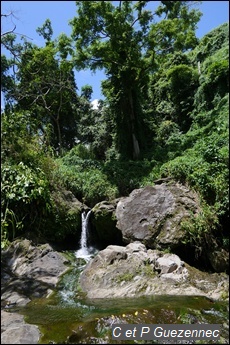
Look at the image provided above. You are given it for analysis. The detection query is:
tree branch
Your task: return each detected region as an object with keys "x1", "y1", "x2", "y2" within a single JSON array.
[{"x1": 1, "y1": 24, "x2": 16, "y2": 36}]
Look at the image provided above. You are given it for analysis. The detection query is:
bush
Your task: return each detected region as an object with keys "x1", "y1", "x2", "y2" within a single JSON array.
[
  {"x1": 54, "y1": 160, "x2": 118, "y2": 207},
  {"x1": 1, "y1": 162, "x2": 51, "y2": 246}
]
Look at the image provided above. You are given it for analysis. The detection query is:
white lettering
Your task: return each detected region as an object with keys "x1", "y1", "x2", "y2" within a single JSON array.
[
  {"x1": 133, "y1": 327, "x2": 137, "y2": 337},
  {"x1": 154, "y1": 326, "x2": 163, "y2": 337},
  {"x1": 170, "y1": 330, "x2": 177, "y2": 337},
  {"x1": 191, "y1": 330, "x2": 198, "y2": 337},
  {"x1": 184, "y1": 330, "x2": 191, "y2": 337},
  {"x1": 205, "y1": 330, "x2": 212, "y2": 337},
  {"x1": 140, "y1": 326, "x2": 150, "y2": 337},
  {"x1": 213, "y1": 330, "x2": 219, "y2": 338},
  {"x1": 177, "y1": 329, "x2": 184, "y2": 337},
  {"x1": 113, "y1": 327, "x2": 121, "y2": 338},
  {"x1": 126, "y1": 330, "x2": 132, "y2": 337}
]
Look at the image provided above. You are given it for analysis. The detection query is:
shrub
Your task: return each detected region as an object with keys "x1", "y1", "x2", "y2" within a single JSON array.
[{"x1": 1, "y1": 162, "x2": 51, "y2": 246}]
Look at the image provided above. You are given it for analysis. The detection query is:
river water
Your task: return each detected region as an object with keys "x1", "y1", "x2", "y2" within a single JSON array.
[
  {"x1": 11, "y1": 212, "x2": 229, "y2": 343},
  {"x1": 18, "y1": 256, "x2": 229, "y2": 344}
]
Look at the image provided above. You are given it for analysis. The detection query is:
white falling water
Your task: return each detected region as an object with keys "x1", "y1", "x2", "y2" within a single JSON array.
[{"x1": 75, "y1": 210, "x2": 94, "y2": 261}]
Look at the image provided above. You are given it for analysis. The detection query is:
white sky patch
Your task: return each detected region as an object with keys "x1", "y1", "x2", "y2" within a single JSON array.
[{"x1": 91, "y1": 99, "x2": 99, "y2": 109}]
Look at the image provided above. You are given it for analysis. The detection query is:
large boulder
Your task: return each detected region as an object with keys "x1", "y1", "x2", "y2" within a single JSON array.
[
  {"x1": 115, "y1": 183, "x2": 200, "y2": 250},
  {"x1": 79, "y1": 242, "x2": 229, "y2": 300},
  {"x1": 90, "y1": 182, "x2": 228, "y2": 273},
  {"x1": 1, "y1": 239, "x2": 71, "y2": 344},
  {"x1": 208, "y1": 248, "x2": 229, "y2": 273},
  {"x1": 91, "y1": 200, "x2": 123, "y2": 247},
  {"x1": 1, "y1": 239, "x2": 70, "y2": 304}
]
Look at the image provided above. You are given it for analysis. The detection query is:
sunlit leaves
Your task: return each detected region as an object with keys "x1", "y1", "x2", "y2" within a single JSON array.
[{"x1": 36, "y1": 19, "x2": 53, "y2": 42}]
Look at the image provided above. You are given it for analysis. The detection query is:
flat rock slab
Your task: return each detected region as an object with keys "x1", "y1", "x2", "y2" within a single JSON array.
[
  {"x1": 80, "y1": 242, "x2": 229, "y2": 300},
  {"x1": 1, "y1": 311, "x2": 41, "y2": 344}
]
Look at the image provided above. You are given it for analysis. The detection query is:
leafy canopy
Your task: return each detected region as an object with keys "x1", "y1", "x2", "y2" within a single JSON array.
[{"x1": 69, "y1": 1, "x2": 201, "y2": 159}]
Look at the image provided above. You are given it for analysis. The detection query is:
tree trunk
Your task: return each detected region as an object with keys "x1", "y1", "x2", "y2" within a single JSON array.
[{"x1": 128, "y1": 89, "x2": 140, "y2": 159}]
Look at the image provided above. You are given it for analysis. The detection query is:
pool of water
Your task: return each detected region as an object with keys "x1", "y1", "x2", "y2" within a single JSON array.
[{"x1": 16, "y1": 257, "x2": 229, "y2": 344}]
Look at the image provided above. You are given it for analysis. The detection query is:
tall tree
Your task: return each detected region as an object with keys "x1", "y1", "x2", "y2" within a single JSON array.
[
  {"x1": 70, "y1": 1, "x2": 152, "y2": 159},
  {"x1": 15, "y1": 42, "x2": 79, "y2": 152},
  {"x1": 70, "y1": 1, "x2": 201, "y2": 160},
  {"x1": 1, "y1": 25, "x2": 79, "y2": 153}
]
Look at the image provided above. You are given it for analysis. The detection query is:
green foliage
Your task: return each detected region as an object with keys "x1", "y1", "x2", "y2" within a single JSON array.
[
  {"x1": 62, "y1": 144, "x2": 96, "y2": 162},
  {"x1": 192, "y1": 22, "x2": 229, "y2": 61},
  {"x1": 54, "y1": 153, "x2": 119, "y2": 206},
  {"x1": 181, "y1": 203, "x2": 219, "y2": 259},
  {"x1": 2, "y1": 34, "x2": 79, "y2": 153},
  {"x1": 152, "y1": 1, "x2": 201, "y2": 55},
  {"x1": 80, "y1": 84, "x2": 93, "y2": 101},
  {"x1": 2, "y1": 162, "x2": 49, "y2": 203},
  {"x1": 194, "y1": 59, "x2": 229, "y2": 111},
  {"x1": 102, "y1": 159, "x2": 155, "y2": 195},
  {"x1": 149, "y1": 60, "x2": 199, "y2": 135},
  {"x1": 161, "y1": 91, "x2": 229, "y2": 255},
  {"x1": 36, "y1": 19, "x2": 53, "y2": 42},
  {"x1": 1, "y1": 110, "x2": 50, "y2": 166},
  {"x1": 54, "y1": 147, "x2": 156, "y2": 204},
  {"x1": 1, "y1": 161, "x2": 51, "y2": 244},
  {"x1": 70, "y1": 1, "x2": 201, "y2": 159},
  {"x1": 160, "y1": 141, "x2": 228, "y2": 213},
  {"x1": 192, "y1": 23, "x2": 229, "y2": 112},
  {"x1": 72, "y1": 102, "x2": 113, "y2": 160},
  {"x1": 1, "y1": 11, "x2": 228, "y2": 253},
  {"x1": 1, "y1": 208, "x2": 17, "y2": 249},
  {"x1": 1, "y1": 55, "x2": 15, "y2": 97},
  {"x1": 40, "y1": 189, "x2": 82, "y2": 242},
  {"x1": 116, "y1": 272, "x2": 135, "y2": 284},
  {"x1": 155, "y1": 24, "x2": 229, "y2": 241},
  {"x1": 156, "y1": 120, "x2": 180, "y2": 146}
]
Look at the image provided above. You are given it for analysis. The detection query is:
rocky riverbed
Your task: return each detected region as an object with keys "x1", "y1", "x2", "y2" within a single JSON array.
[
  {"x1": 1, "y1": 239, "x2": 70, "y2": 344},
  {"x1": 80, "y1": 241, "x2": 229, "y2": 300},
  {"x1": 1, "y1": 238, "x2": 229, "y2": 344}
]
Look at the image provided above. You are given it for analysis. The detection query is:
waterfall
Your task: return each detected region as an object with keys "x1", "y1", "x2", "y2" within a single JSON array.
[
  {"x1": 80, "y1": 210, "x2": 91, "y2": 251},
  {"x1": 75, "y1": 210, "x2": 94, "y2": 260}
]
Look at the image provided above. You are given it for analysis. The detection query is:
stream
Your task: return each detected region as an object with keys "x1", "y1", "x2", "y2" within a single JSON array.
[
  {"x1": 14, "y1": 257, "x2": 229, "y2": 344},
  {"x1": 4, "y1": 211, "x2": 229, "y2": 344}
]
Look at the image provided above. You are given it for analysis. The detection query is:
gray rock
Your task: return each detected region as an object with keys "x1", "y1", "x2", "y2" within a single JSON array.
[
  {"x1": 156, "y1": 257, "x2": 178, "y2": 274},
  {"x1": 91, "y1": 183, "x2": 228, "y2": 273},
  {"x1": 91, "y1": 200, "x2": 122, "y2": 246},
  {"x1": 1, "y1": 239, "x2": 70, "y2": 344},
  {"x1": 208, "y1": 248, "x2": 229, "y2": 273},
  {"x1": 1, "y1": 311, "x2": 40, "y2": 344},
  {"x1": 115, "y1": 184, "x2": 200, "y2": 249},
  {"x1": 3, "y1": 240, "x2": 69, "y2": 287},
  {"x1": 97, "y1": 245, "x2": 127, "y2": 265},
  {"x1": 79, "y1": 242, "x2": 229, "y2": 300},
  {"x1": 126, "y1": 241, "x2": 147, "y2": 253}
]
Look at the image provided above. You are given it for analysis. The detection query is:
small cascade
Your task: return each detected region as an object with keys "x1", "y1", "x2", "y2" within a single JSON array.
[{"x1": 75, "y1": 210, "x2": 95, "y2": 261}]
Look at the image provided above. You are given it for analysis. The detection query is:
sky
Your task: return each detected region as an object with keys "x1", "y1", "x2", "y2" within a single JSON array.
[{"x1": 1, "y1": 1, "x2": 229, "y2": 105}]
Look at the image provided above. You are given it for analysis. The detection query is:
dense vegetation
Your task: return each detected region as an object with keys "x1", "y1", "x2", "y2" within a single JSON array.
[{"x1": 1, "y1": 2, "x2": 229, "y2": 261}]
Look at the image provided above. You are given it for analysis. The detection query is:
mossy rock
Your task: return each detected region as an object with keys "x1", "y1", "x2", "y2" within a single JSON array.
[{"x1": 91, "y1": 200, "x2": 123, "y2": 246}]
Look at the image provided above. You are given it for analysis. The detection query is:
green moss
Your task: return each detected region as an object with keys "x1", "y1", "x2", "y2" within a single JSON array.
[
  {"x1": 116, "y1": 272, "x2": 135, "y2": 283},
  {"x1": 220, "y1": 290, "x2": 229, "y2": 301},
  {"x1": 142, "y1": 264, "x2": 156, "y2": 277}
]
